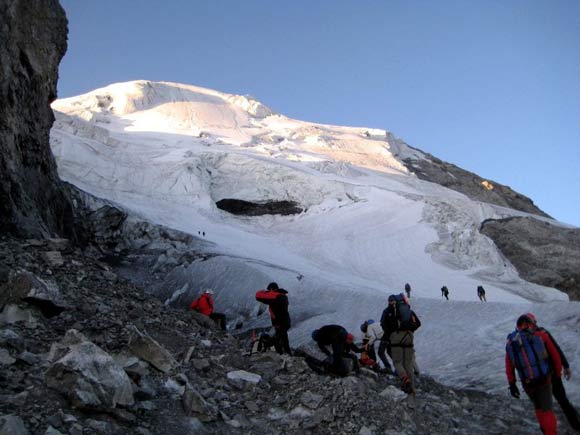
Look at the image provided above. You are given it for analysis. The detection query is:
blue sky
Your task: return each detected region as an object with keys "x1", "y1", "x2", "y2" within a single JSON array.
[{"x1": 58, "y1": 0, "x2": 580, "y2": 226}]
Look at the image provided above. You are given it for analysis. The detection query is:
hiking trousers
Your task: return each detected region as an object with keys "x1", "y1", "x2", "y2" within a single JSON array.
[
  {"x1": 209, "y1": 312, "x2": 226, "y2": 330},
  {"x1": 552, "y1": 375, "x2": 580, "y2": 430},
  {"x1": 369, "y1": 340, "x2": 393, "y2": 372},
  {"x1": 389, "y1": 331, "x2": 415, "y2": 391},
  {"x1": 274, "y1": 326, "x2": 291, "y2": 355},
  {"x1": 524, "y1": 381, "x2": 557, "y2": 435}
]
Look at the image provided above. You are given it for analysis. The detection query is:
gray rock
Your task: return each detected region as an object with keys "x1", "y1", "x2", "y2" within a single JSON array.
[
  {"x1": 0, "y1": 349, "x2": 15, "y2": 366},
  {"x1": 227, "y1": 370, "x2": 262, "y2": 384},
  {"x1": 182, "y1": 383, "x2": 218, "y2": 422},
  {"x1": 45, "y1": 329, "x2": 134, "y2": 409},
  {"x1": 127, "y1": 325, "x2": 177, "y2": 373},
  {"x1": 0, "y1": 414, "x2": 30, "y2": 435},
  {"x1": 190, "y1": 310, "x2": 218, "y2": 329},
  {"x1": 44, "y1": 427, "x2": 64, "y2": 435},
  {"x1": 192, "y1": 358, "x2": 211, "y2": 372},
  {"x1": 46, "y1": 238, "x2": 70, "y2": 251},
  {"x1": 16, "y1": 351, "x2": 41, "y2": 365},
  {"x1": 86, "y1": 419, "x2": 120, "y2": 435},
  {"x1": 379, "y1": 386, "x2": 408, "y2": 402},
  {"x1": 0, "y1": 329, "x2": 23, "y2": 350},
  {"x1": 41, "y1": 251, "x2": 64, "y2": 267},
  {"x1": 68, "y1": 424, "x2": 83, "y2": 435},
  {"x1": 300, "y1": 391, "x2": 324, "y2": 409},
  {"x1": 0, "y1": 305, "x2": 37, "y2": 328},
  {"x1": 0, "y1": 271, "x2": 66, "y2": 317},
  {"x1": 359, "y1": 426, "x2": 374, "y2": 435}
]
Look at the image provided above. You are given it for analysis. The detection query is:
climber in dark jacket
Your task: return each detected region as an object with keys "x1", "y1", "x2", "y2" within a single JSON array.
[
  {"x1": 311, "y1": 324, "x2": 362, "y2": 376},
  {"x1": 255, "y1": 282, "x2": 291, "y2": 355}
]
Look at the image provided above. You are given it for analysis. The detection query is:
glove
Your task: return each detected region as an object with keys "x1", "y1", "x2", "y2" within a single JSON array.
[
  {"x1": 509, "y1": 383, "x2": 520, "y2": 399},
  {"x1": 564, "y1": 367, "x2": 571, "y2": 381}
]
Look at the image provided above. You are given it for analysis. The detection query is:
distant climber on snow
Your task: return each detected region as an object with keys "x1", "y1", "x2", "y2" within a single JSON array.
[
  {"x1": 505, "y1": 313, "x2": 562, "y2": 435},
  {"x1": 311, "y1": 324, "x2": 362, "y2": 376},
  {"x1": 404, "y1": 283, "x2": 411, "y2": 299},
  {"x1": 477, "y1": 285, "x2": 486, "y2": 302},
  {"x1": 381, "y1": 293, "x2": 421, "y2": 395},
  {"x1": 441, "y1": 286, "x2": 449, "y2": 300},
  {"x1": 255, "y1": 282, "x2": 292, "y2": 355},
  {"x1": 190, "y1": 289, "x2": 227, "y2": 330}
]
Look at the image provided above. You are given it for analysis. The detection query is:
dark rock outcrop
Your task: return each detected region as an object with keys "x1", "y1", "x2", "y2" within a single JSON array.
[
  {"x1": 481, "y1": 217, "x2": 580, "y2": 300},
  {"x1": 216, "y1": 199, "x2": 303, "y2": 216},
  {"x1": 0, "y1": 0, "x2": 75, "y2": 238},
  {"x1": 403, "y1": 151, "x2": 549, "y2": 217}
]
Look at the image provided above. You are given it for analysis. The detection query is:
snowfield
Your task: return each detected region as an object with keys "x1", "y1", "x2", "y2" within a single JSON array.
[{"x1": 50, "y1": 80, "x2": 579, "y2": 402}]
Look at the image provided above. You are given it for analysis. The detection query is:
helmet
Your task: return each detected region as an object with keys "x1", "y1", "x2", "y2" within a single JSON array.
[
  {"x1": 267, "y1": 282, "x2": 279, "y2": 291},
  {"x1": 204, "y1": 289, "x2": 214, "y2": 295},
  {"x1": 367, "y1": 319, "x2": 375, "y2": 324}
]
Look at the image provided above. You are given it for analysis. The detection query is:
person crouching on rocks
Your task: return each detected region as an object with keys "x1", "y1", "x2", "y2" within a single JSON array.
[
  {"x1": 190, "y1": 289, "x2": 226, "y2": 330},
  {"x1": 311, "y1": 324, "x2": 362, "y2": 376},
  {"x1": 255, "y1": 282, "x2": 292, "y2": 355}
]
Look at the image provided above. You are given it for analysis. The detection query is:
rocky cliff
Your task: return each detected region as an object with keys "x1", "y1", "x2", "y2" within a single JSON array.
[
  {"x1": 402, "y1": 149, "x2": 549, "y2": 218},
  {"x1": 481, "y1": 217, "x2": 580, "y2": 301},
  {"x1": 0, "y1": 0, "x2": 74, "y2": 238}
]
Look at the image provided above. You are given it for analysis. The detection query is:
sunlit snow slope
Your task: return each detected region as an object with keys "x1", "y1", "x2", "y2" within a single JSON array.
[{"x1": 50, "y1": 81, "x2": 579, "y2": 400}]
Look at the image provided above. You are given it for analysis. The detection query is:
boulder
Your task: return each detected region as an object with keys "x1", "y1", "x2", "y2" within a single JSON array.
[
  {"x1": 0, "y1": 349, "x2": 15, "y2": 367},
  {"x1": 0, "y1": 271, "x2": 66, "y2": 317},
  {"x1": 45, "y1": 330, "x2": 134, "y2": 409},
  {"x1": 41, "y1": 251, "x2": 64, "y2": 267},
  {"x1": 0, "y1": 414, "x2": 29, "y2": 435},
  {"x1": 0, "y1": 328, "x2": 24, "y2": 350},
  {"x1": 127, "y1": 325, "x2": 177, "y2": 373},
  {"x1": 182, "y1": 383, "x2": 218, "y2": 422},
  {"x1": 190, "y1": 310, "x2": 217, "y2": 329},
  {"x1": 0, "y1": 305, "x2": 37, "y2": 328},
  {"x1": 227, "y1": 370, "x2": 262, "y2": 384},
  {"x1": 379, "y1": 385, "x2": 408, "y2": 402}
]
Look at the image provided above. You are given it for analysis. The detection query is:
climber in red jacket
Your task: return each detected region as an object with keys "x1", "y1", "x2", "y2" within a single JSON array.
[
  {"x1": 190, "y1": 289, "x2": 226, "y2": 330},
  {"x1": 255, "y1": 282, "x2": 291, "y2": 355}
]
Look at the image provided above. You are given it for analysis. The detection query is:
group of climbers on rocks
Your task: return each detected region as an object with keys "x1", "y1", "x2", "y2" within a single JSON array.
[
  {"x1": 309, "y1": 291, "x2": 422, "y2": 396},
  {"x1": 189, "y1": 281, "x2": 578, "y2": 433}
]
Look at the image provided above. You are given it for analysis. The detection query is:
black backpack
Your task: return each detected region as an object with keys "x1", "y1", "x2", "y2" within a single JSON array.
[{"x1": 392, "y1": 293, "x2": 421, "y2": 331}]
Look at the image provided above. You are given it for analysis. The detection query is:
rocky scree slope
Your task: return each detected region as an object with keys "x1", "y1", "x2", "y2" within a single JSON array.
[
  {"x1": 1, "y1": 227, "x2": 576, "y2": 435},
  {"x1": 401, "y1": 147, "x2": 548, "y2": 218}
]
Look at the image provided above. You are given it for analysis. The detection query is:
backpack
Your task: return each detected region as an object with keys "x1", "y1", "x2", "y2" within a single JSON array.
[
  {"x1": 392, "y1": 293, "x2": 420, "y2": 331},
  {"x1": 506, "y1": 328, "x2": 550, "y2": 384}
]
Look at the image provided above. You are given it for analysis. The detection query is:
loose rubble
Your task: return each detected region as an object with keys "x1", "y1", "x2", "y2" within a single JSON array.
[{"x1": 0, "y1": 234, "x2": 576, "y2": 434}]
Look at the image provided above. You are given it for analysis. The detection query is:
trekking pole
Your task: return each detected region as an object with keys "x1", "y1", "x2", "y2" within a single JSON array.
[{"x1": 249, "y1": 329, "x2": 256, "y2": 356}]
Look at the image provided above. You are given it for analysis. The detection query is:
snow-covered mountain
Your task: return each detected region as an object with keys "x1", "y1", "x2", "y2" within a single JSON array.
[{"x1": 50, "y1": 80, "x2": 580, "y2": 401}]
